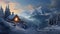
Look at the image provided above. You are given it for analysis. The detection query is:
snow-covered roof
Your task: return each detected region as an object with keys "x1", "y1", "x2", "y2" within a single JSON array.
[
  {"x1": 7, "y1": 15, "x2": 15, "y2": 20},
  {"x1": 7, "y1": 14, "x2": 21, "y2": 20}
]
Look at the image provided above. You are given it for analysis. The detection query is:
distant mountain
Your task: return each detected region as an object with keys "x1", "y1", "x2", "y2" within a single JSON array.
[
  {"x1": 31, "y1": 7, "x2": 50, "y2": 20},
  {"x1": 30, "y1": 8, "x2": 51, "y2": 29}
]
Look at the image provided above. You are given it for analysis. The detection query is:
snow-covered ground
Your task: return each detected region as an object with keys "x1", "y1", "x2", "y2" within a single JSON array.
[
  {"x1": 8, "y1": 22, "x2": 60, "y2": 34},
  {"x1": 1, "y1": 18, "x2": 60, "y2": 34},
  {"x1": 5, "y1": 22, "x2": 60, "y2": 34}
]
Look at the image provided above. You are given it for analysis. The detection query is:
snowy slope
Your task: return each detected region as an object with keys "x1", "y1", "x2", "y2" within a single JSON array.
[{"x1": 1, "y1": 17, "x2": 60, "y2": 34}]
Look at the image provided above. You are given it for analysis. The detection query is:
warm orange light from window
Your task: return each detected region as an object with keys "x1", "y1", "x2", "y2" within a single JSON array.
[{"x1": 14, "y1": 17, "x2": 18, "y2": 22}]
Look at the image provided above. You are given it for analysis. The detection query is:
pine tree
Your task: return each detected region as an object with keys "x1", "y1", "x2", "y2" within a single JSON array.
[
  {"x1": 5, "y1": 5, "x2": 11, "y2": 18},
  {"x1": 0, "y1": 6, "x2": 4, "y2": 18}
]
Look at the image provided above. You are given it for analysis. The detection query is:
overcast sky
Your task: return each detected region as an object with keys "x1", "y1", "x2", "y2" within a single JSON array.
[{"x1": 0, "y1": 0, "x2": 51, "y2": 14}]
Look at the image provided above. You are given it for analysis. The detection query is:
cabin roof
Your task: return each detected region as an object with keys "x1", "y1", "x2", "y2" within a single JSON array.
[{"x1": 7, "y1": 15, "x2": 20, "y2": 20}]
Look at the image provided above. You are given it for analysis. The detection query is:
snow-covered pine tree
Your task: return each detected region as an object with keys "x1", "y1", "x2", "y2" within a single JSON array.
[
  {"x1": 5, "y1": 5, "x2": 11, "y2": 18},
  {"x1": 0, "y1": 6, "x2": 4, "y2": 18}
]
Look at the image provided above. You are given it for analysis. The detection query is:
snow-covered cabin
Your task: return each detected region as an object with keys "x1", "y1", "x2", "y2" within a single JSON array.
[
  {"x1": 7, "y1": 14, "x2": 21, "y2": 23},
  {"x1": 13, "y1": 15, "x2": 21, "y2": 23}
]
